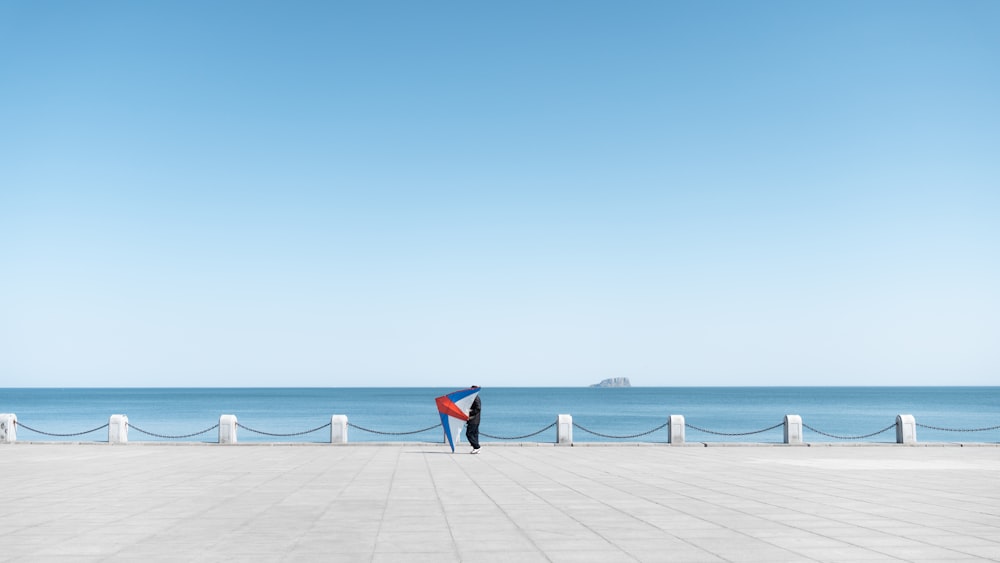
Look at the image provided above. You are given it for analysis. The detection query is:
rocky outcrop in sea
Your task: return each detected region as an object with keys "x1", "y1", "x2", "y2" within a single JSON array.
[{"x1": 590, "y1": 377, "x2": 631, "y2": 388}]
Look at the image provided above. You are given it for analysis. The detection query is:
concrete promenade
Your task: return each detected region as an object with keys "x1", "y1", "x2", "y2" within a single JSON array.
[{"x1": 1, "y1": 443, "x2": 998, "y2": 562}]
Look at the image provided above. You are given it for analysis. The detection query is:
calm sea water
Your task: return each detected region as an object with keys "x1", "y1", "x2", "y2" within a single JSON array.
[{"x1": 1, "y1": 387, "x2": 998, "y2": 444}]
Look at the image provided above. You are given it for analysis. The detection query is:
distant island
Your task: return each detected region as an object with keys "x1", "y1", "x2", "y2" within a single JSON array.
[{"x1": 590, "y1": 377, "x2": 631, "y2": 388}]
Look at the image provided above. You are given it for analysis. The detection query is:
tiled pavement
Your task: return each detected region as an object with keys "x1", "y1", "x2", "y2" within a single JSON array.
[{"x1": 1, "y1": 443, "x2": 997, "y2": 562}]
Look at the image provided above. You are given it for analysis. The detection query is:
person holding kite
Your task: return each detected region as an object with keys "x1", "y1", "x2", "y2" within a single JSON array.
[{"x1": 435, "y1": 386, "x2": 482, "y2": 454}]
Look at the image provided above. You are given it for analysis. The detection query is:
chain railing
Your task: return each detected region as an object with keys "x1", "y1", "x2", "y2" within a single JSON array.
[
  {"x1": 687, "y1": 421, "x2": 785, "y2": 437},
  {"x1": 803, "y1": 422, "x2": 896, "y2": 440},
  {"x1": 6, "y1": 418, "x2": 996, "y2": 444},
  {"x1": 14, "y1": 420, "x2": 109, "y2": 437},
  {"x1": 236, "y1": 422, "x2": 332, "y2": 437},
  {"x1": 572, "y1": 421, "x2": 669, "y2": 439},
  {"x1": 128, "y1": 423, "x2": 220, "y2": 440},
  {"x1": 482, "y1": 422, "x2": 558, "y2": 440},
  {"x1": 916, "y1": 423, "x2": 1000, "y2": 433},
  {"x1": 347, "y1": 422, "x2": 442, "y2": 436}
]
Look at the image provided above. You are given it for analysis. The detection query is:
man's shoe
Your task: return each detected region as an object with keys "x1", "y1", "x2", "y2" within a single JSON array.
[{"x1": 471, "y1": 448, "x2": 481, "y2": 454}]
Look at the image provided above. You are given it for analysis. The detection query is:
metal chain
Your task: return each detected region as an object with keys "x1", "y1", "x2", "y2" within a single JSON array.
[
  {"x1": 916, "y1": 423, "x2": 1000, "y2": 433},
  {"x1": 571, "y1": 421, "x2": 668, "y2": 440},
  {"x1": 347, "y1": 422, "x2": 442, "y2": 436},
  {"x1": 14, "y1": 421, "x2": 110, "y2": 437},
  {"x1": 127, "y1": 423, "x2": 220, "y2": 439},
  {"x1": 686, "y1": 421, "x2": 785, "y2": 437},
  {"x1": 22, "y1": 420, "x2": 988, "y2": 442},
  {"x1": 802, "y1": 422, "x2": 896, "y2": 440},
  {"x1": 482, "y1": 422, "x2": 558, "y2": 440},
  {"x1": 235, "y1": 422, "x2": 332, "y2": 437}
]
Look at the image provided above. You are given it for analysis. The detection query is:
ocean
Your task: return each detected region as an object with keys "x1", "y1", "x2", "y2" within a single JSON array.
[{"x1": 1, "y1": 387, "x2": 998, "y2": 444}]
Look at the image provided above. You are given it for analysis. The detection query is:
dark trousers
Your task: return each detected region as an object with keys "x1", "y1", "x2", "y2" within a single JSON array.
[{"x1": 466, "y1": 419, "x2": 480, "y2": 449}]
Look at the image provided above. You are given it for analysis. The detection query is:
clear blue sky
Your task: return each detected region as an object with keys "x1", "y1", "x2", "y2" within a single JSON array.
[{"x1": 2, "y1": 1, "x2": 998, "y2": 387}]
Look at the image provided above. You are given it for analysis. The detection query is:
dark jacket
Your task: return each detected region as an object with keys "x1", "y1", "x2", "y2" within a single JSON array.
[{"x1": 468, "y1": 396, "x2": 481, "y2": 424}]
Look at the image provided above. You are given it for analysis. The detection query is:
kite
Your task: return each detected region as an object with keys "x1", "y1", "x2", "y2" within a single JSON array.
[{"x1": 435, "y1": 387, "x2": 481, "y2": 453}]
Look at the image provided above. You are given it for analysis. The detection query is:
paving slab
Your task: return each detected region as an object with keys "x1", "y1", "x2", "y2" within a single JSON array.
[{"x1": 1, "y1": 443, "x2": 998, "y2": 562}]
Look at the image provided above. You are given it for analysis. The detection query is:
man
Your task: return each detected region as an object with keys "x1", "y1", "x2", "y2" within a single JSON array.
[{"x1": 466, "y1": 386, "x2": 481, "y2": 454}]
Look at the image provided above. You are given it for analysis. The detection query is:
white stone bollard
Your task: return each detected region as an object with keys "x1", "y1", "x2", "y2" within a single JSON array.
[
  {"x1": 557, "y1": 414, "x2": 573, "y2": 445},
  {"x1": 896, "y1": 414, "x2": 916, "y2": 444},
  {"x1": 331, "y1": 415, "x2": 348, "y2": 444},
  {"x1": 219, "y1": 414, "x2": 238, "y2": 444},
  {"x1": 784, "y1": 415, "x2": 803, "y2": 444},
  {"x1": 109, "y1": 415, "x2": 129, "y2": 444},
  {"x1": 0, "y1": 413, "x2": 16, "y2": 443},
  {"x1": 668, "y1": 415, "x2": 685, "y2": 444}
]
